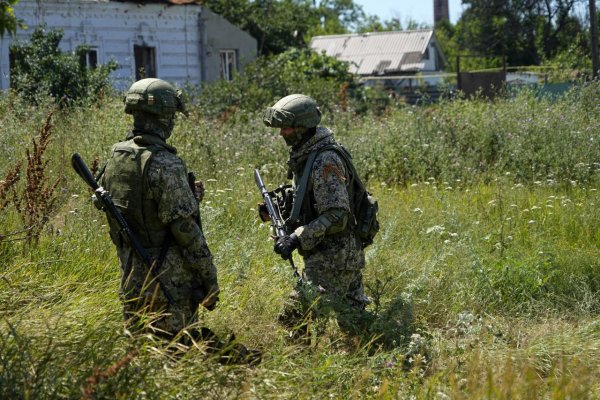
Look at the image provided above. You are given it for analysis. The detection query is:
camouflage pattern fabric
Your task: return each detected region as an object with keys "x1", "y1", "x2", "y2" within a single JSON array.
[
  {"x1": 103, "y1": 129, "x2": 217, "y2": 338},
  {"x1": 280, "y1": 127, "x2": 369, "y2": 331},
  {"x1": 132, "y1": 112, "x2": 175, "y2": 140}
]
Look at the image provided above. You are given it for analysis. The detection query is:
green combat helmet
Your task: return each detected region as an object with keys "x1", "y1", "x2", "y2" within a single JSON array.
[
  {"x1": 124, "y1": 78, "x2": 185, "y2": 116},
  {"x1": 263, "y1": 94, "x2": 321, "y2": 128}
]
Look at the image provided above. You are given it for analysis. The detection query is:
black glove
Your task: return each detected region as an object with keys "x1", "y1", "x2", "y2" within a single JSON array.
[{"x1": 274, "y1": 233, "x2": 299, "y2": 260}]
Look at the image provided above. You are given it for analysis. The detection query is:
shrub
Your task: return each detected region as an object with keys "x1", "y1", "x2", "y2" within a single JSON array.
[
  {"x1": 194, "y1": 48, "x2": 374, "y2": 118},
  {"x1": 9, "y1": 26, "x2": 117, "y2": 105}
]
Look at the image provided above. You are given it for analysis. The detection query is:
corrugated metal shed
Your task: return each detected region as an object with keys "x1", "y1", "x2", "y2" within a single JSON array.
[{"x1": 310, "y1": 30, "x2": 436, "y2": 76}]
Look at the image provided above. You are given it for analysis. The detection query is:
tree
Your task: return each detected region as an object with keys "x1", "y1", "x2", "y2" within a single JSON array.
[
  {"x1": 309, "y1": 0, "x2": 365, "y2": 36},
  {"x1": 356, "y1": 14, "x2": 430, "y2": 33},
  {"x1": 202, "y1": 0, "x2": 366, "y2": 54},
  {"x1": 202, "y1": 0, "x2": 318, "y2": 54},
  {"x1": 454, "y1": 0, "x2": 585, "y2": 67},
  {"x1": 0, "y1": 0, "x2": 21, "y2": 37}
]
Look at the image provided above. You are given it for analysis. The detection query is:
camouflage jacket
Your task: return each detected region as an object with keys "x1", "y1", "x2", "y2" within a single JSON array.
[
  {"x1": 287, "y1": 127, "x2": 355, "y2": 254},
  {"x1": 101, "y1": 131, "x2": 217, "y2": 311}
]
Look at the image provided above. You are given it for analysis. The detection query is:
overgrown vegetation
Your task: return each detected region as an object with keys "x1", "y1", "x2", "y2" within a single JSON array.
[
  {"x1": 1, "y1": 82, "x2": 600, "y2": 397},
  {"x1": 0, "y1": 109, "x2": 63, "y2": 243},
  {"x1": 9, "y1": 26, "x2": 117, "y2": 105},
  {"x1": 194, "y1": 48, "x2": 364, "y2": 117}
]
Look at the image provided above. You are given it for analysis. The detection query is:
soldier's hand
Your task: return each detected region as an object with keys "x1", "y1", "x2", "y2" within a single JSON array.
[
  {"x1": 257, "y1": 202, "x2": 271, "y2": 222},
  {"x1": 194, "y1": 180, "x2": 205, "y2": 203},
  {"x1": 91, "y1": 194, "x2": 104, "y2": 211},
  {"x1": 201, "y1": 284, "x2": 220, "y2": 311},
  {"x1": 274, "y1": 233, "x2": 299, "y2": 260}
]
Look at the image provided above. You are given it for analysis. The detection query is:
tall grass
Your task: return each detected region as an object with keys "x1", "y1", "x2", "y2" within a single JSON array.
[{"x1": 1, "y1": 84, "x2": 600, "y2": 398}]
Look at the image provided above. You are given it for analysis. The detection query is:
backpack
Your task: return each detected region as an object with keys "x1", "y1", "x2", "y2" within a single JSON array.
[{"x1": 291, "y1": 144, "x2": 380, "y2": 248}]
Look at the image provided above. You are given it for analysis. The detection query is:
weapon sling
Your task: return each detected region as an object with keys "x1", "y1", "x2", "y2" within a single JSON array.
[
  {"x1": 288, "y1": 150, "x2": 319, "y2": 224},
  {"x1": 289, "y1": 145, "x2": 358, "y2": 222}
]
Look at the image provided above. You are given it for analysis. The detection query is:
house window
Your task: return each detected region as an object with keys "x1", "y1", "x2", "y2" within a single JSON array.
[
  {"x1": 80, "y1": 48, "x2": 98, "y2": 69},
  {"x1": 134, "y1": 45, "x2": 156, "y2": 79},
  {"x1": 423, "y1": 46, "x2": 430, "y2": 60},
  {"x1": 219, "y1": 50, "x2": 237, "y2": 80}
]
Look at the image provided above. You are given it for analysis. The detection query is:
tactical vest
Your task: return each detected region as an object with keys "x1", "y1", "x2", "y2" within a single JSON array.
[{"x1": 101, "y1": 139, "x2": 169, "y2": 249}]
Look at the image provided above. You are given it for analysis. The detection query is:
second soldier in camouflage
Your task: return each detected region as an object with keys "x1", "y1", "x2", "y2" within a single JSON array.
[{"x1": 262, "y1": 94, "x2": 370, "y2": 336}]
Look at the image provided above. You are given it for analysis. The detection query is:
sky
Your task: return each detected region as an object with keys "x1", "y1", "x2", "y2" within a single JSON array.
[{"x1": 353, "y1": 0, "x2": 465, "y2": 27}]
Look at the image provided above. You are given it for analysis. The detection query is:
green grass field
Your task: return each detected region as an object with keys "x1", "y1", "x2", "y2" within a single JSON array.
[{"x1": 1, "y1": 85, "x2": 600, "y2": 399}]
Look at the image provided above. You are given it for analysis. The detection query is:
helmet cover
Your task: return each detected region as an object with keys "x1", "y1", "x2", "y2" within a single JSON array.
[
  {"x1": 124, "y1": 78, "x2": 185, "y2": 116},
  {"x1": 263, "y1": 94, "x2": 321, "y2": 128}
]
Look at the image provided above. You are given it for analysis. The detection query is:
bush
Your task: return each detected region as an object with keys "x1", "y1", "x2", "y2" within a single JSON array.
[
  {"x1": 9, "y1": 26, "x2": 117, "y2": 105},
  {"x1": 194, "y1": 48, "x2": 374, "y2": 118}
]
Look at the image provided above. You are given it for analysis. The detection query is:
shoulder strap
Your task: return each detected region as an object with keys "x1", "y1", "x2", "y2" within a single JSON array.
[
  {"x1": 289, "y1": 144, "x2": 361, "y2": 223},
  {"x1": 327, "y1": 144, "x2": 364, "y2": 189},
  {"x1": 95, "y1": 162, "x2": 107, "y2": 183},
  {"x1": 289, "y1": 149, "x2": 319, "y2": 223}
]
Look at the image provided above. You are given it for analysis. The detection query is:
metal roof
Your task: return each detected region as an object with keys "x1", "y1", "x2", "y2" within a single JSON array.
[{"x1": 310, "y1": 30, "x2": 435, "y2": 76}]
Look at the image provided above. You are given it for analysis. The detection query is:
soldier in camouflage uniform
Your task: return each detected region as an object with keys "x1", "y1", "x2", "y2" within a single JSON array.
[
  {"x1": 98, "y1": 78, "x2": 219, "y2": 340},
  {"x1": 261, "y1": 94, "x2": 370, "y2": 335}
]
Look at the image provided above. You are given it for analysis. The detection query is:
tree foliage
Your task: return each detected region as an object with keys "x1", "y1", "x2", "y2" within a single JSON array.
[
  {"x1": 202, "y1": 0, "x2": 365, "y2": 54},
  {"x1": 449, "y1": 0, "x2": 587, "y2": 68},
  {"x1": 204, "y1": 0, "x2": 593, "y2": 77},
  {"x1": 9, "y1": 26, "x2": 117, "y2": 104},
  {"x1": 195, "y1": 48, "x2": 367, "y2": 117},
  {"x1": 0, "y1": 0, "x2": 20, "y2": 37}
]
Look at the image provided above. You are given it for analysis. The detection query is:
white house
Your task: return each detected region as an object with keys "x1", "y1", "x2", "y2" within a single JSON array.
[
  {"x1": 0, "y1": 0, "x2": 257, "y2": 90},
  {"x1": 310, "y1": 29, "x2": 447, "y2": 89}
]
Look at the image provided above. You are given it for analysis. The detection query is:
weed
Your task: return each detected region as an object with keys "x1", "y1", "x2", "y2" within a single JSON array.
[
  {"x1": 0, "y1": 111, "x2": 63, "y2": 243},
  {"x1": 1, "y1": 85, "x2": 600, "y2": 397}
]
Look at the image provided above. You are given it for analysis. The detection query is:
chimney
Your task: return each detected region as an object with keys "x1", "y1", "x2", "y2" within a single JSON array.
[{"x1": 434, "y1": 0, "x2": 449, "y2": 25}]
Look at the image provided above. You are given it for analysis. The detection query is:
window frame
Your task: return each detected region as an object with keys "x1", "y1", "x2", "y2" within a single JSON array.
[
  {"x1": 79, "y1": 48, "x2": 99, "y2": 69},
  {"x1": 134, "y1": 44, "x2": 157, "y2": 80},
  {"x1": 219, "y1": 49, "x2": 237, "y2": 81}
]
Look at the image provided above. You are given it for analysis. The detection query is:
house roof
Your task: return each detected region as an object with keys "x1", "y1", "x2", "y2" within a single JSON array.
[{"x1": 310, "y1": 29, "x2": 437, "y2": 76}]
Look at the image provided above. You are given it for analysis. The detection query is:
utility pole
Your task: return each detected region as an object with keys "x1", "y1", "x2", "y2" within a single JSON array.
[{"x1": 591, "y1": 0, "x2": 599, "y2": 79}]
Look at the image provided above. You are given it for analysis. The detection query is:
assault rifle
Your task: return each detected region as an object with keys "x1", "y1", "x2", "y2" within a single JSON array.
[
  {"x1": 254, "y1": 169, "x2": 299, "y2": 278},
  {"x1": 71, "y1": 153, "x2": 175, "y2": 305}
]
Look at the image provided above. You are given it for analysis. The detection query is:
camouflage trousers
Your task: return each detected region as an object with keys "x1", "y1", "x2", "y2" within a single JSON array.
[
  {"x1": 117, "y1": 246, "x2": 202, "y2": 339},
  {"x1": 279, "y1": 265, "x2": 371, "y2": 337}
]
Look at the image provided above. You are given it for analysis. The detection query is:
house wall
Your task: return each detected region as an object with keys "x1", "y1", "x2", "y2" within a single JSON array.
[
  {"x1": 201, "y1": 8, "x2": 256, "y2": 81},
  {"x1": 422, "y1": 40, "x2": 441, "y2": 72},
  {"x1": 0, "y1": 0, "x2": 256, "y2": 91}
]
